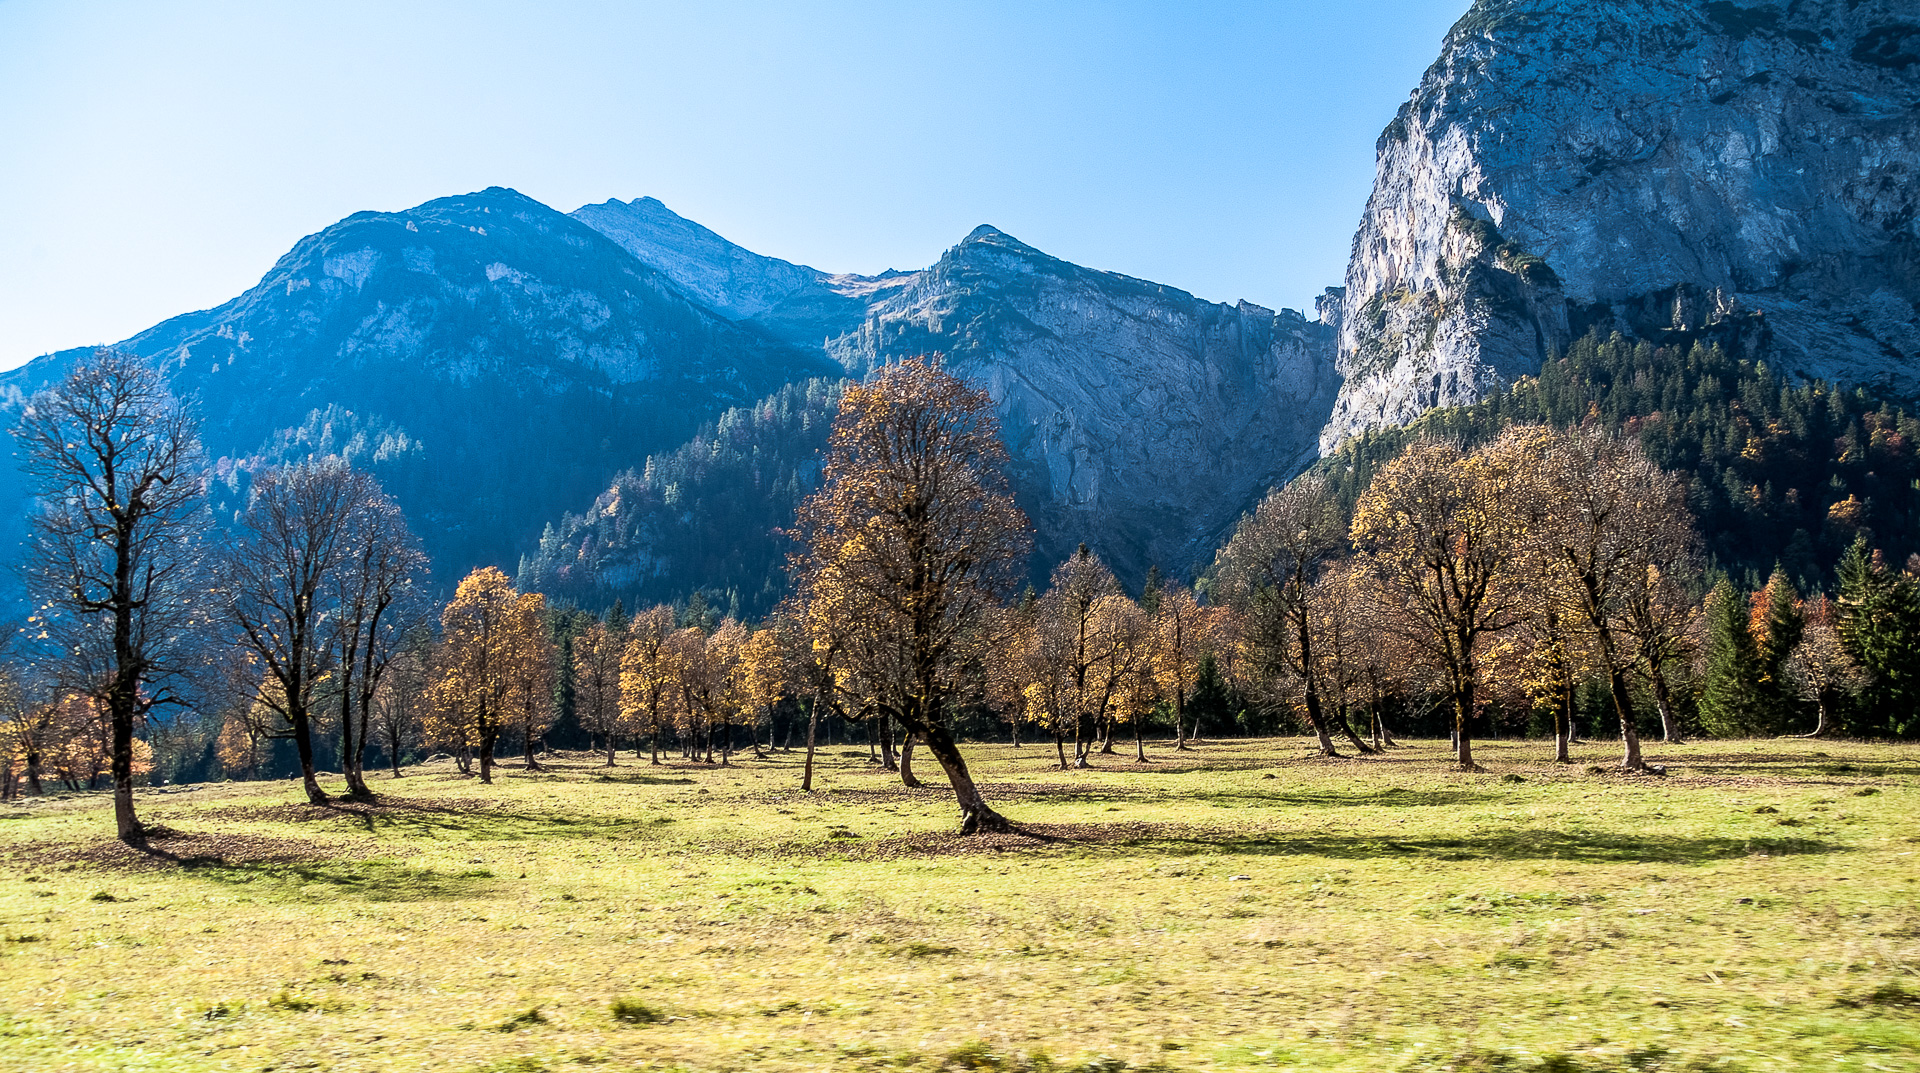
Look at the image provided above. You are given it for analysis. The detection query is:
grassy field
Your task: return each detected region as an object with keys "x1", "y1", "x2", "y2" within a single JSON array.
[{"x1": 0, "y1": 735, "x2": 1915, "y2": 1073}]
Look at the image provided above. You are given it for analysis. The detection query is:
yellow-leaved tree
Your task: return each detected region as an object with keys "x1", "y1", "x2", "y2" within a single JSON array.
[
  {"x1": 619, "y1": 606, "x2": 681, "y2": 765},
  {"x1": 431, "y1": 567, "x2": 522, "y2": 784},
  {"x1": 789, "y1": 357, "x2": 1030, "y2": 834}
]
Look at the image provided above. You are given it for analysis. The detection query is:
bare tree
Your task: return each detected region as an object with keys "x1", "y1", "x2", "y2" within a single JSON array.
[
  {"x1": 222, "y1": 459, "x2": 374, "y2": 804},
  {"x1": 1785, "y1": 597, "x2": 1868, "y2": 738},
  {"x1": 574, "y1": 620, "x2": 626, "y2": 765},
  {"x1": 17, "y1": 350, "x2": 205, "y2": 840},
  {"x1": 372, "y1": 640, "x2": 429, "y2": 777},
  {"x1": 1215, "y1": 475, "x2": 1366, "y2": 756},
  {"x1": 328, "y1": 482, "x2": 427, "y2": 796}
]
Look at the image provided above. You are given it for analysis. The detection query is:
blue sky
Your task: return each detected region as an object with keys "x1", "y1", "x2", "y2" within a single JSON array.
[{"x1": 0, "y1": 0, "x2": 1470, "y2": 370}]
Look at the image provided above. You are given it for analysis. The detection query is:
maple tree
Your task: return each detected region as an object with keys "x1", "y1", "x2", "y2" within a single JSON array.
[{"x1": 789, "y1": 358, "x2": 1029, "y2": 833}]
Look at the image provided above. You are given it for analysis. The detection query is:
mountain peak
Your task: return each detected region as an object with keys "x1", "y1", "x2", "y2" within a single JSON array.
[{"x1": 963, "y1": 224, "x2": 1008, "y2": 242}]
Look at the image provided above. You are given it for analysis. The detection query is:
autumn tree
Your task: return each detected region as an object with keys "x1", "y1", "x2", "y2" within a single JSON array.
[
  {"x1": 1147, "y1": 581, "x2": 1207, "y2": 750},
  {"x1": 1521, "y1": 426, "x2": 1693, "y2": 771},
  {"x1": 16, "y1": 350, "x2": 205, "y2": 840},
  {"x1": 1784, "y1": 595, "x2": 1867, "y2": 738},
  {"x1": 1215, "y1": 475, "x2": 1365, "y2": 756},
  {"x1": 505, "y1": 592, "x2": 557, "y2": 771},
  {"x1": 1351, "y1": 439, "x2": 1528, "y2": 771},
  {"x1": 789, "y1": 357, "x2": 1030, "y2": 833},
  {"x1": 431, "y1": 567, "x2": 525, "y2": 783},
  {"x1": 619, "y1": 605, "x2": 681, "y2": 765},
  {"x1": 574, "y1": 621, "x2": 627, "y2": 765}
]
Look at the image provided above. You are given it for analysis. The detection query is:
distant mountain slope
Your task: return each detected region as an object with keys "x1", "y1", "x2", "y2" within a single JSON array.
[
  {"x1": 827, "y1": 225, "x2": 1340, "y2": 583},
  {"x1": 572, "y1": 197, "x2": 915, "y2": 348},
  {"x1": 0, "y1": 187, "x2": 836, "y2": 589},
  {"x1": 1324, "y1": 0, "x2": 1920, "y2": 450},
  {"x1": 516, "y1": 378, "x2": 847, "y2": 616}
]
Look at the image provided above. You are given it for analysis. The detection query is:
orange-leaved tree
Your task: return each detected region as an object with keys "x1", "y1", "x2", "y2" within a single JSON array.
[{"x1": 789, "y1": 357, "x2": 1030, "y2": 834}]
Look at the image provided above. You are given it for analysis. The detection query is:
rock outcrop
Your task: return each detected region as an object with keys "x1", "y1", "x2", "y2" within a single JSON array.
[
  {"x1": 828, "y1": 226, "x2": 1340, "y2": 582},
  {"x1": 1324, "y1": 0, "x2": 1920, "y2": 451}
]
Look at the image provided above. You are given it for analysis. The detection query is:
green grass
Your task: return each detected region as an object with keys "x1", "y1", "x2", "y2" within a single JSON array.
[{"x1": 0, "y1": 736, "x2": 1915, "y2": 1072}]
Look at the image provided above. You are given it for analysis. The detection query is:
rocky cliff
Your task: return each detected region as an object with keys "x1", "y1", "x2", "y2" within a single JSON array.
[
  {"x1": 1324, "y1": 0, "x2": 1920, "y2": 451},
  {"x1": 828, "y1": 226, "x2": 1340, "y2": 582}
]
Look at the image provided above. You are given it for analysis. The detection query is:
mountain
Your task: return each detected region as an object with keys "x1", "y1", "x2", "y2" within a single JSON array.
[
  {"x1": 571, "y1": 197, "x2": 916, "y2": 349},
  {"x1": 1322, "y1": 0, "x2": 1920, "y2": 451},
  {"x1": 823, "y1": 225, "x2": 1340, "y2": 583},
  {"x1": 0, "y1": 187, "x2": 836, "y2": 590},
  {"x1": 528, "y1": 221, "x2": 1341, "y2": 602}
]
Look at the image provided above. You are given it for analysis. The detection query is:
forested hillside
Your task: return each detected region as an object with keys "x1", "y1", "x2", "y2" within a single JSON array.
[
  {"x1": 516, "y1": 378, "x2": 848, "y2": 616},
  {"x1": 1315, "y1": 329, "x2": 1920, "y2": 591}
]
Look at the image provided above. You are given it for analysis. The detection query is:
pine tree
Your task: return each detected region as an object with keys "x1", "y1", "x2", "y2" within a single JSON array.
[
  {"x1": 1750, "y1": 567, "x2": 1804, "y2": 733},
  {"x1": 1698, "y1": 579, "x2": 1767, "y2": 736},
  {"x1": 1835, "y1": 537, "x2": 1920, "y2": 736}
]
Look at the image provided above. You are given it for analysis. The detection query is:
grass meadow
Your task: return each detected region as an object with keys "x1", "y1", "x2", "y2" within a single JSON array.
[{"x1": 0, "y1": 736, "x2": 1915, "y2": 1073}]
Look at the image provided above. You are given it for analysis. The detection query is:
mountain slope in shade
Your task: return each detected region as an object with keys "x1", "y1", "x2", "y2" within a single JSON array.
[
  {"x1": 827, "y1": 225, "x2": 1341, "y2": 583},
  {"x1": 1324, "y1": 0, "x2": 1920, "y2": 451},
  {"x1": 571, "y1": 197, "x2": 916, "y2": 349},
  {"x1": 0, "y1": 187, "x2": 836, "y2": 589}
]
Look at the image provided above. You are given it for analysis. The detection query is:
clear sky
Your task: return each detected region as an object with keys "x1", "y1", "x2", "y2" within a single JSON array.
[{"x1": 0, "y1": 0, "x2": 1471, "y2": 371}]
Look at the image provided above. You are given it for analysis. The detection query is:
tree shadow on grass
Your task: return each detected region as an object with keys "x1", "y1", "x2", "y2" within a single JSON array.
[
  {"x1": 177, "y1": 857, "x2": 498, "y2": 902},
  {"x1": 204, "y1": 797, "x2": 656, "y2": 844},
  {"x1": 1163, "y1": 827, "x2": 1841, "y2": 865},
  {"x1": 854, "y1": 821, "x2": 1842, "y2": 865}
]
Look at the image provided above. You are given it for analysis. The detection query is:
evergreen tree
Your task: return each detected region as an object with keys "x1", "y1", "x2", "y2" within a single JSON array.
[
  {"x1": 1835, "y1": 537, "x2": 1920, "y2": 736},
  {"x1": 1698, "y1": 579, "x2": 1767, "y2": 735},
  {"x1": 1752, "y1": 567, "x2": 1805, "y2": 733}
]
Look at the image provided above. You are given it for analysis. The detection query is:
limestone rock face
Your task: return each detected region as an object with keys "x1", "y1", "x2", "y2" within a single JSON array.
[
  {"x1": 1324, "y1": 0, "x2": 1920, "y2": 451},
  {"x1": 828, "y1": 226, "x2": 1340, "y2": 582},
  {"x1": 572, "y1": 197, "x2": 916, "y2": 348}
]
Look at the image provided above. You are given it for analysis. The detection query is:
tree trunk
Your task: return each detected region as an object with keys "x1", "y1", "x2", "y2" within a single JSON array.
[
  {"x1": 1302, "y1": 687, "x2": 1339, "y2": 757},
  {"x1": 389, "y1": 733, "x2": 403, "y2": 779},
  {"x1": 1800, "y1": 694, "x2": 1831, "y2": 738},
  {"x1": 1174, "y1": 689, "x2": 1192, "y2": 750},
  {"x1": 1072, "y1": 714, "x2": 1092, "y2": 769},
  {"x1": 802, "y1": 692, "x2": 820, "y2": 792},
  {"x1": 1650, "y1": 661, "x2": 1682, "y2": 743},
  {"x1": 478, "y1": 722, "x2": 496, "y2": 784},
  {"x1": 1609, "y1": 664, "x2": 1646, "y2": 771},
  {"x1": 1453, "y1": 678, "x2": 1478, "y2": 773},
  {"x1": 914, "y1": 717, "x2": 1010, "y2": 834},
  {"x1": 1134, "y1": 717, "x2": 1148, "y2": 763},
  {"x1": 1335, "y1": 702, "x2": 1375, "y2": 754},
  {"x1": 1054, "y1": 729, "x2": 1069, "y2": 771},
  {"x1": 879, "y1": 715, "x2": 898, "y2": 771},
  {"x1": 1098, "y1": 718, "x2": 1117, "y2": 755},
  {"x1": 292, "y1": 711, "x2": 329, "y2": 804},
  {"x1": 1010, "y1": 718, "x2": 1019, "y2": 747},
  {"x1": 1554, "y1": 681, "x2": 1572, "y2": 764},
  {"x1": 899, "y1": 733, "x2": 923, "y2": 788}
]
